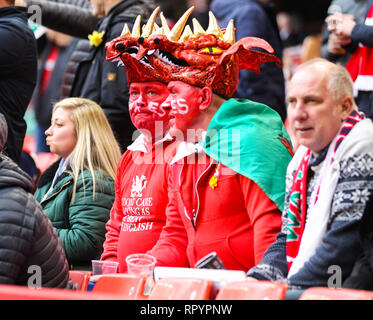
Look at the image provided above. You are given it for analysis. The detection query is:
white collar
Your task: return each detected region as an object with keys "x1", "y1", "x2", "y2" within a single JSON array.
[
  {"x1": 127, "y1": 131, "x2": 173, "y2": 153},
  {"x1": 170, "y1": 131, "x2": 206, "y2": 165}
]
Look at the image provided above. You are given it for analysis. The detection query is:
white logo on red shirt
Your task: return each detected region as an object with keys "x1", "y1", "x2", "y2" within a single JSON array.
[{"x1": 130, "y1": 175, "x2": 147, "y2": 197}]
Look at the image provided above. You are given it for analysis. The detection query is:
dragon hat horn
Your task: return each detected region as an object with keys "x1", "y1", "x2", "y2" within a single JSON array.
[{"x1": 105, "y1": 7, "x2": 281, "y2": 97}]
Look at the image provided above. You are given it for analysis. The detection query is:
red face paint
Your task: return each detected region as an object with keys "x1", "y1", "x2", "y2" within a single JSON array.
[
  {"x1": 129, "y1": 81, "x2": 171, "y2": 139},
  {"x1": 167, "y1": 81, "x2": 202, "y2": 137}
]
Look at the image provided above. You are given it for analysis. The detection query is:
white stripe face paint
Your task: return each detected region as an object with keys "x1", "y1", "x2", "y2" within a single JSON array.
[
  {"x1": 130, "y1": 95, "x2": 171, "y2": 118},
  {"x1": 159, "y1": 98, "x2": 171, "y2": 118},
  {"x1": 148, "y1": 101, "x2": 165, "y2": 117},
  {"x1": 129, "y1": 95, "x2": 143, "y2": 113},
  {"x1": 170, "y1": 97, "x2": 189, "y2": 115}
]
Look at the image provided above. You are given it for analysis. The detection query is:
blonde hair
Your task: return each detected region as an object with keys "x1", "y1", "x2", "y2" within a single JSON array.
[{"x1": 52, "y1": 98, "x2": 121, "y2": 200}]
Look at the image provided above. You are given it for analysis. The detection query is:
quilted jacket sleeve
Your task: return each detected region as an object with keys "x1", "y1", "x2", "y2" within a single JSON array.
[
  {"x1": 57, "y1": 173, "x2": 114, "y2": 264},
  {"x1": 25, "y1": 0, "x2": 98, "y2": 38},
  {"x1": 0, "y1": 186, "x2": 70, "y2": 288},
  {"x1": 25, "y1": 199, "x2": 71, "y2": 288}
]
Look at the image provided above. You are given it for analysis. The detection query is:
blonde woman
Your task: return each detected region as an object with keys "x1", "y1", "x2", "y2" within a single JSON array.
[{"x1": 34, "y1": 98, "x2": 121, "y2": 270}]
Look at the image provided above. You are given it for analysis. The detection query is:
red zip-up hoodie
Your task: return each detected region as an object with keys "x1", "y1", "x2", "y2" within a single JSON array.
[{"x1": 148, "y1": 143, "x2": 282, "y2": 271}]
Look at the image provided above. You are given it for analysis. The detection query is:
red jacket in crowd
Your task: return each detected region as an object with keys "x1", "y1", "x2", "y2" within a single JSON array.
[
  {"x1": 149, "y1": 145, "x2": 282, "y2": 271},
  {"x1": 101, "y1": 135, "x2": 179, "y2": 272}
]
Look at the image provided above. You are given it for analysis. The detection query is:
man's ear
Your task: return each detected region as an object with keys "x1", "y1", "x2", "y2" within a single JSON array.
[
  {"x1": 339, "y1": 96, "x2": 354, "y2": 120},
  {"x1": 199, "y1": 87, "x2": 213, "y2": 111}
]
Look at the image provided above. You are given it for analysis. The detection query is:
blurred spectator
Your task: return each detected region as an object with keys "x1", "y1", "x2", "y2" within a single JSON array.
[
  {"x1": 329, "y1": 2, "x2": 373, "y2": 120},
  {"x1": 187, "y1": 0, "x2": 210, "y2": 29},
  {"x1": 277, "y1": 11, "x2": 305, "y2": 48},
  {"x1": 0, "y1": 113, "x2": 71, "y2": 288},
  {"x1": 0, "y1": 0, "x2": 37, "y2": 164},
  {"x1": 34, "y1": 98, "x2": 121, "y2": 270},
  {"x1": 322, "y1": 0, "x2": 373, "y2": 66},
  {"x1": 278, "y1": 11, "x2": 306, "y2": 96},
  {"x1": 33, "y1": 29, "x2": 77, "y2": 154},
  {"x1": 210, "y1": 0, "x2": 287, "y2": 121},
  {"x1": 300, "y1": 34, "x2": 322, "y2": 62},
  {"x1": 22, "y1": 0, "x2": 158, "y2": 152},
  {"x1": 247, "y1": 58, "x2": 373, "y2": 289}
]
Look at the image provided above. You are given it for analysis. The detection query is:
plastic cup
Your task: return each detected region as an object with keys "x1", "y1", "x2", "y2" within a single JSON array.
[
  {"x1": 125, "y1": 253, "x2": 156, "y2": 276},
  {"x1": 91, "y1": 260, "x2": 119, "y2": 276},
  {"x1": 126, "y1": 254, "x2": 157, "y2": 296}
]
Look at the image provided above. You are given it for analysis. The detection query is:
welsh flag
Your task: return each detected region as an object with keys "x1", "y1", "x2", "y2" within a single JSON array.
[{"x1": 201, "y1": 98, "x2": 293, "y2": 211}]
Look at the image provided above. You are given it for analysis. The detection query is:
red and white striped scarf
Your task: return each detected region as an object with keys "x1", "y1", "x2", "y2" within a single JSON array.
[{"x1": 286, "y1": 110, "x2": 364, "y2": 270}]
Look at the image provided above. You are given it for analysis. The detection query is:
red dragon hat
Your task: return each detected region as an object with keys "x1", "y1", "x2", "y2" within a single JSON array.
[{"x1": 105, "y1": 6, "x2": 281, "y2": 98}]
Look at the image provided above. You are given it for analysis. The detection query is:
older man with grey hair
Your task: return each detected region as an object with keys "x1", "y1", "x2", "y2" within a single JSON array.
[{"x1": 247, "y1": 58, "x2": 373, "y2": 290}]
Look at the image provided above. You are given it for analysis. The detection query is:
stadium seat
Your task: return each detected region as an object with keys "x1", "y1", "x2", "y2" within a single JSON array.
[
  {"x1": 215, "y1": 280, "x2": 288, "y2": 300},
  {"x1": 91, "y1": 274, "x2": 148, "y2": 299},
  {"x1": 0, "y1": 284, "x2": 124, "y2": 300},
  {"x1": 299, "y1": 287, "x2": 373, "y2": 300},
  {"x1": 149, "y1": 278, "x2": 213, "y2": 300},
  {"x1": 69, "y1": 270, "x2": 92, "y2": 291}
]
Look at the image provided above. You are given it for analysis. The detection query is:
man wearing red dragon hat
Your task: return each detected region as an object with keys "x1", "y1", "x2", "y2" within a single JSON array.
[
  {"x1": 100, "y1": 8, "x2": 186, "y2": 273},
  {"x1": 105, "y1": 7, "x2": 293, "y2": 271}
]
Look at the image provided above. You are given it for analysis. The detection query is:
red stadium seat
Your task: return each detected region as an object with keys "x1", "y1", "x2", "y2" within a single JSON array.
[
  {"x1": 0, "y1": 284, "x2": 124, "y2": 300},
  {"x1": 149, "y1": 278, "x2": 213, "y2": 300},
  {"x1": 299, "y1": 287, "x2": 373, "y2": 300},
  {"x1": 69, "y1": 270, "x2": 92, "y2": 291},
  {"x1": 215, "y1": 280, "x2": 288, "y2": 300},
  {"x1": 92, "y1": 274, "x2": 148, "y2": 299}
]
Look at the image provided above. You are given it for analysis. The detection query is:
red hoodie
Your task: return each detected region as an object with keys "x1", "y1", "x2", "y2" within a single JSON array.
[
  {"x1": 101, "y1": 134, "x2": 179, "y2": 272},
  {"x1": 148, "y1": 143, "x2": 282, "y2": 271}
]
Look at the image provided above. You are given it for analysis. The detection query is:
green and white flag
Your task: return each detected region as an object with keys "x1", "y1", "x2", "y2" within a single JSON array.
[{"x1": 201, "y1": 99, "x2": 293, "y2": 211}]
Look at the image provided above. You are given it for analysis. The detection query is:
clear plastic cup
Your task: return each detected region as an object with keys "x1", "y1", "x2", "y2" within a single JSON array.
[
  {"x1": 91, "y1": 260, "x2": 119, "y2": 276},
  {"x1": 125, "y1": 253, "x2": 156, "y2": 276},
  {"x1": 126, "y1": 254, "x2": 157, "y2": 296}
]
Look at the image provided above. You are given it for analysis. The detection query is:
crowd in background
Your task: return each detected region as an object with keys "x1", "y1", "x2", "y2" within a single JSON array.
[{"x1": 2, "y1": 0, "x2": 373, "y2": 295}]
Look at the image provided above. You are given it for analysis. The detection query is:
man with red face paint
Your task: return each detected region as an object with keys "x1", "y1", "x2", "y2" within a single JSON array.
[
  {"x1": 101, "y1": 8, "x2": 293, "y2": 272},
  {"x1": 100, "y1": 79, "x2": 183, "y2": 273},
  {"x1": 105, "y1": 8, "x2": 293, "y2": 272},
  {"x1": 99, "y1": 10, "x2": 187, "y2": 273},
  {"x1": 148, "y1": 78, "x2": 292, "y2": 271}
]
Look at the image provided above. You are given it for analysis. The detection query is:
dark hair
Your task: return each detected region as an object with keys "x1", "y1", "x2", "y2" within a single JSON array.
[{"x1": 6, "y1": 0, "x2": 16, "y2": 5}]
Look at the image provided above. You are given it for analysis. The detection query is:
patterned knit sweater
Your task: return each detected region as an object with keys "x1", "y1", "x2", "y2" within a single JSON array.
[{"x1": 247, "y1": 118, "x2": 373, "y2": 289}]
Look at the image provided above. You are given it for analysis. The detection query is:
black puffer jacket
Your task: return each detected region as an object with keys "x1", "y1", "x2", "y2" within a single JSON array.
[
  {"x1": 0, "y1": 7, "x2": 37, "y2": 164},
  {"x1": 0, "y1": 156, "x2": 71, "y2": 288}
]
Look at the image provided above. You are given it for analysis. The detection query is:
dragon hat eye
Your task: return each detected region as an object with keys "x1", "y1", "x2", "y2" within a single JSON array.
[{"x1": 200, "y1": 47, "x2": 223, "y2": 54}]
